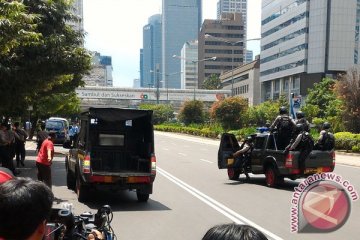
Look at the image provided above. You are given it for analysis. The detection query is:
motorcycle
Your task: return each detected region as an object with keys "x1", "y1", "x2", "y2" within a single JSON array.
[{"x1": 44, "y1": 204, "x2": 116, "y2": 240}]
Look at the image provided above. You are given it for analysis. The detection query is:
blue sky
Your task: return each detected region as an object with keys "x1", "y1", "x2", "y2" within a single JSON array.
[{"x1": 83, "y1": 0, "x2": 261, "y2": 87}]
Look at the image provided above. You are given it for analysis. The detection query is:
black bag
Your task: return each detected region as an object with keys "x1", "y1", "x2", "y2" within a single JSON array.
[
  {"x1": 323, "y1": 132, "x2": 335, "y2": 150},
  {"x1": 277, "y1": 116, "x2": 292, "y2": 134},
  {"x1": 300, "y1": 133, "x2": 314, "y2": 152}
]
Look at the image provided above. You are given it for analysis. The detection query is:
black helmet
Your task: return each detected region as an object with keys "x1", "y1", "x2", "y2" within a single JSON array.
[
  {"x1": 296, "y1": 123, "x2": 304, "y2": 132},
  {"x1": 279, "y1": 106, "x2": 287, "y2": 114},
  {"x1": 296, "y1": 111, "x2": 305, "y2": 119},
  {"x1": 323, "y1": 122, "x2": 331, "y2": 130}
]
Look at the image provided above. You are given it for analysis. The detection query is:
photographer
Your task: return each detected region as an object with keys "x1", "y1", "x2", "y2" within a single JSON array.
[{"x1": 0, "y1": 177, "x2": 54, "y2": 240}]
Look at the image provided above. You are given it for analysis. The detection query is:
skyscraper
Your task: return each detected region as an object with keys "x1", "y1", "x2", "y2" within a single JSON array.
[
  {"x1": 217, "y1": 0, "x2": 247, "y2": 42},
  {"x1": 71, "y1": 0, "x2": 84, "y2": 32},
  {"x1": 198, "y1": 12, "x2": 245, "y2": 89},
  {"x1": 162, "y1": 0, "x2": 202, "y2": 89},
  {"x1": 260, "y1": 0, "x2": 360, "y2": 102},
  {"x1": 141, "y1": 14, "x2": 162, "y2": 88}
]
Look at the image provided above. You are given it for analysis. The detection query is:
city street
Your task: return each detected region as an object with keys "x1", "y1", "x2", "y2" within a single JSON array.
[{"x1": 19, "y1": 132, "x2": 360, "y2": 240}]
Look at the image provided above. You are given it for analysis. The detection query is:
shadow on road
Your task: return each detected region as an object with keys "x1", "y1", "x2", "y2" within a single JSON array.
[{"x1": 224, "y1": 176, "x2": 298, "y2": 192}]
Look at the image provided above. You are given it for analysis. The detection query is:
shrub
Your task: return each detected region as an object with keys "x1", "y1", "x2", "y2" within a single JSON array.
[
  {"x1": 178, "y1": 100, "x2": 205, "y2": 125},
  {"x1": 209, "y1": 96, "x2": 248, "y2": 131},
  {"x1": 139, "y1": 103, "x2": 174, "y2": 124}
]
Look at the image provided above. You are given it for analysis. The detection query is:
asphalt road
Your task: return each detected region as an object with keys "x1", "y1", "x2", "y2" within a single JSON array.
[{"x1": 18, "y1": 133, "x2": 360, "y2": 240}]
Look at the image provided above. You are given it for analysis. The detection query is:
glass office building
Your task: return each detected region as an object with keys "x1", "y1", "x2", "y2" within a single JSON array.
[
  {"x1": 141, "y1": 14, "x2": 162, "y2": 88},
  {"x1": 162, "y1": 0, "x2": 202, "y2": 89}
]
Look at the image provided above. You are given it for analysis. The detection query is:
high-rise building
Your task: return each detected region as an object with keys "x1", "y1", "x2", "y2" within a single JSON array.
[
  {"x1": 71, "y1": 0, "x2": 84, "y2": 32},
  {"x1": 260, "y1": 0, "x2": 360, "y2": 102},
  {"x1": 180, "y1": 40, "x2": 198, "y2": 89},
  {"x1": 198, "y1": 12, "x2": 245, "y2": 90},
  {"x1": 141, "y1": 14, "x2": 162, "y2": 88},
  {"x1": 162, "y1": 0, "x2": 202, "y2": 89},
  {"x1": 245, "y1": 50, "x2": 253, "y2": 63},
  {"x1": 83, "y1": 52, "x2": 113, "y2": 87},
  {"x1": 217, "y1": 0, "x2": 247, "y2": 44}
]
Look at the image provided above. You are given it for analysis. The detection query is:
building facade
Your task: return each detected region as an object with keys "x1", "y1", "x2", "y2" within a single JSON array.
[
  {"x1": 260, "y1": 0, "x2": 360, "y2": 102},
  {"x1": 219, "y1": 57, "x2": 260, "y2": 106},
  {"x1": 198, "y1": 12, "x2": 245, "y2": 91},
  {"x1": 217, "y1": 0, "x2": 248, "y2": 43},
  {"x1": 245, "y1": 50, "x2": 253, "y2": 63},
  {"x1": 71, "y1": 0, "x2": 84, "y2": 32},
  {"x1": 180, "y1": 40, "x2": 199, "y2": 89},
  {"x1": 83, "y1": 52, "x2": 113, "y2": 87},
  {"x1": 141, "y1": 14, "x2": 162, "y2": 88},
  {"x1": 162, "y1": 0, "x2": 202, "y2": 89}
]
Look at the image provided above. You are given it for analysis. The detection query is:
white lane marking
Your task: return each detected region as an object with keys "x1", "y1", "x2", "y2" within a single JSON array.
[
  {"x1": 178, "y1": 153, "x2": 187, "y2": 156},
  {"x1": 163, "y1": 148, "x2": 169, "y2": 151},
  {"x1": 157, "y1": 167, "x2": 283, "y2": 240},
  {"x1": 200, "y1": 159, "x2": 213, "y2": 164}
]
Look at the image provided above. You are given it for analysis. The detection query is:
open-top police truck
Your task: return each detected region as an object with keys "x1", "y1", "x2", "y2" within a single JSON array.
[
  {"x1": 218, "y1": 131, "x2": 335, "y2": 187},
  {"x1": 64, "y1": 107, "x2": 156, "y2": 202}
]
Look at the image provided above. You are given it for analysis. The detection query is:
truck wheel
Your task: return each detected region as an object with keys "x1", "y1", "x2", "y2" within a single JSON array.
[
  {"x1": 76, "y1": 175, "x2": 89, "y2": 203},
  {"x1": 136, "y1": 191, "x2": 149, "y2": 202},
  {"x1": 227, "y1": 168, "x2": 241, "y2": 180},
  {"x1": 265, "y1": 166, "x2": 277, "y2": 188},
  {"x1": 65, "y1": 160, "x2": 75, "y2": 190}
]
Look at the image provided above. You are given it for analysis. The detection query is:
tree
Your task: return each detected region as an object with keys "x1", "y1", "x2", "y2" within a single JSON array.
[
  {"x1": 179, "y1": 100, "x2": 205, "y2": 125},
  {"x1": 139, "y1": 104, "x2": 174, "y2": 124},
  {"x1": 0, "y1": 0, "x2": 91, "y2": 117},
  {"x1": 335, "y1": 67, "x2": 360, "y2": 133},
  {"x1": 202, "y1": 74, "x2": 222, "y2": 90},
  {"x1": 210, "y1": 96, "x2": 248, "y2": 131},
  {"x1": 242, "y1": 100, "x2": 281, "y2": 127}
]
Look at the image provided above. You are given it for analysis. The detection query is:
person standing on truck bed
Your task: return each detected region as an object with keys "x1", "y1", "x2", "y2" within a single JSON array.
[
  {"x1": 314, "y1": 122, "x2": 335, "y2": 151},
  {"x1": 285, "y1": 124, "x2": 314, "y2": 172},
  {"x1": 233, "y1": 136, "x2": 254, "y2": 181},
  {"x1": 295, "y1": 111, "x2": 310, "y2": 132},
  {"x1": 270, "y1": 106, "x2": 296, "y2": 149}
]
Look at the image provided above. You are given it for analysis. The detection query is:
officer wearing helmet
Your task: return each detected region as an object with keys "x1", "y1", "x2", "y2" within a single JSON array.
[
  {"x1": 269, "y1": 106, "x2": 296, "y2": 149},
  {"x1": 315, "y1": 122, "x2": 335, "y2": 150},
  {"x1": 233, "y1": 135, "x2": 254, "y2": 180},
  {"x1": 295, "y1": 111, "x2": 310, "y2": 132},
  {"x1": 285, "y1": 123, "x2": 314, "y2": 172}
]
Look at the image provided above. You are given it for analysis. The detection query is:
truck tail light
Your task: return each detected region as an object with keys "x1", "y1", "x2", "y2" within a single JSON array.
[
  {"x1": 285, "y1": 153, "x2": 293, "y2": 168},
  {"x1": 331, "y1": 151, "x2": 336, "y2": 167},
  {"x1": 82, "y1": 154, "x2": 91, "y2": 174},
  {"x1": 151, "y1": 154, "x2": 156, "y2": 175}
]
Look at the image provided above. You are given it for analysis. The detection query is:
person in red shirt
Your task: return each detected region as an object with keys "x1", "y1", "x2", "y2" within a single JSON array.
[{"x1": 36, "y1": 132, "x2": 56, "y2": 189}]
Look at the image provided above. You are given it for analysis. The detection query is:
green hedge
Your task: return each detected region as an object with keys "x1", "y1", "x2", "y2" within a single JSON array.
[
  {"x1": 155, "y1": 125, "x2": 360, "y2": 153},
  {"x1": 334, "y1": 132, "x2": 360, "y2": 152}
]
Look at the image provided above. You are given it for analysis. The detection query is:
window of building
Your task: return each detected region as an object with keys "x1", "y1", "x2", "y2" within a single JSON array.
[
  {"x1": 261, "y1": 28, "x2": 308, "y2": 51},
  {"x1": 260, "y1": 44, "x2": 308, "y2": 64},
  {"x1": 262, "y1": 12, "x2": 309, "y2": 38},
  {"x1": 260, "y1": 59, "x2": 307, "y2": 77},
  {"x1": 262, "y1": 0, "x2": 307, "y2": 26}
]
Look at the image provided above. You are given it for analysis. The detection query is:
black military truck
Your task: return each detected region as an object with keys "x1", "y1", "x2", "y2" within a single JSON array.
[
  {"x1": 218, "y1": 132, "x2": 335, "y2": 187},
  {"x1": 64, "y1": 107, "x2": 156, "y2": 202}
]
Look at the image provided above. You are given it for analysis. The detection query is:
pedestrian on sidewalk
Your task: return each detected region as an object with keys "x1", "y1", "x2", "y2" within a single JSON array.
[
  {"x1": 36, "y1": 123, "x2": 48, "y2": 152},
  {"x1": 13, "y1": 122, "x2": 28, "y2": 167},
  {"x1": 36, "y1": 132, "x2": 55, "y2": 189}
]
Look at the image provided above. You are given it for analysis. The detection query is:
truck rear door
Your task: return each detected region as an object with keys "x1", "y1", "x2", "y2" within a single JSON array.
[{"x1": 218, "y1": 133, "x2": 239, "y2": 169}]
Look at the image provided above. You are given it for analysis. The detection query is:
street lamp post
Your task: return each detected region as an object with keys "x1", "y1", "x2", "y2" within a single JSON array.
[
  {"x1": 205, "y1": 34, "x2": 261, "y2": 96},
  {"x1": 172, "y1": 55, "x2": 216, "y2": 100}
]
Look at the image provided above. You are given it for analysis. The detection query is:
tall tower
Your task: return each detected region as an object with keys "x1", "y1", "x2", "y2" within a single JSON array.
[
  {"x1": 217, "y1": 0, "x2": 247, "y2": 41},
  {"x1": 72, "y1": 0, "x2": 84, "y2": 32},
  {"x1": 162, "y1": 0, "x2": 202, "y2": 89},
  {"x1": 142, "y1": 14, "x2": 162, "y2": 88}
]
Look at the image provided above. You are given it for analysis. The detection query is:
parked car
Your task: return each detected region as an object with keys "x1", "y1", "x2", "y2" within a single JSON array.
[
  {"x1": 63, "y1": 107, "x2": 156, "y2": 202},
  {"x1": 45, "y1": 118, "x2": 69, "y2": 144},
  {"x1": 218, "y1": 131, "x2": 335, "y2": 187}
]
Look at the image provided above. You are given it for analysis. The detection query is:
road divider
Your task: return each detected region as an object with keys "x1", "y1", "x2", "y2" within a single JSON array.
[{"x1": 157, "y1": 167, "x2": 283, "y2": 240}]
